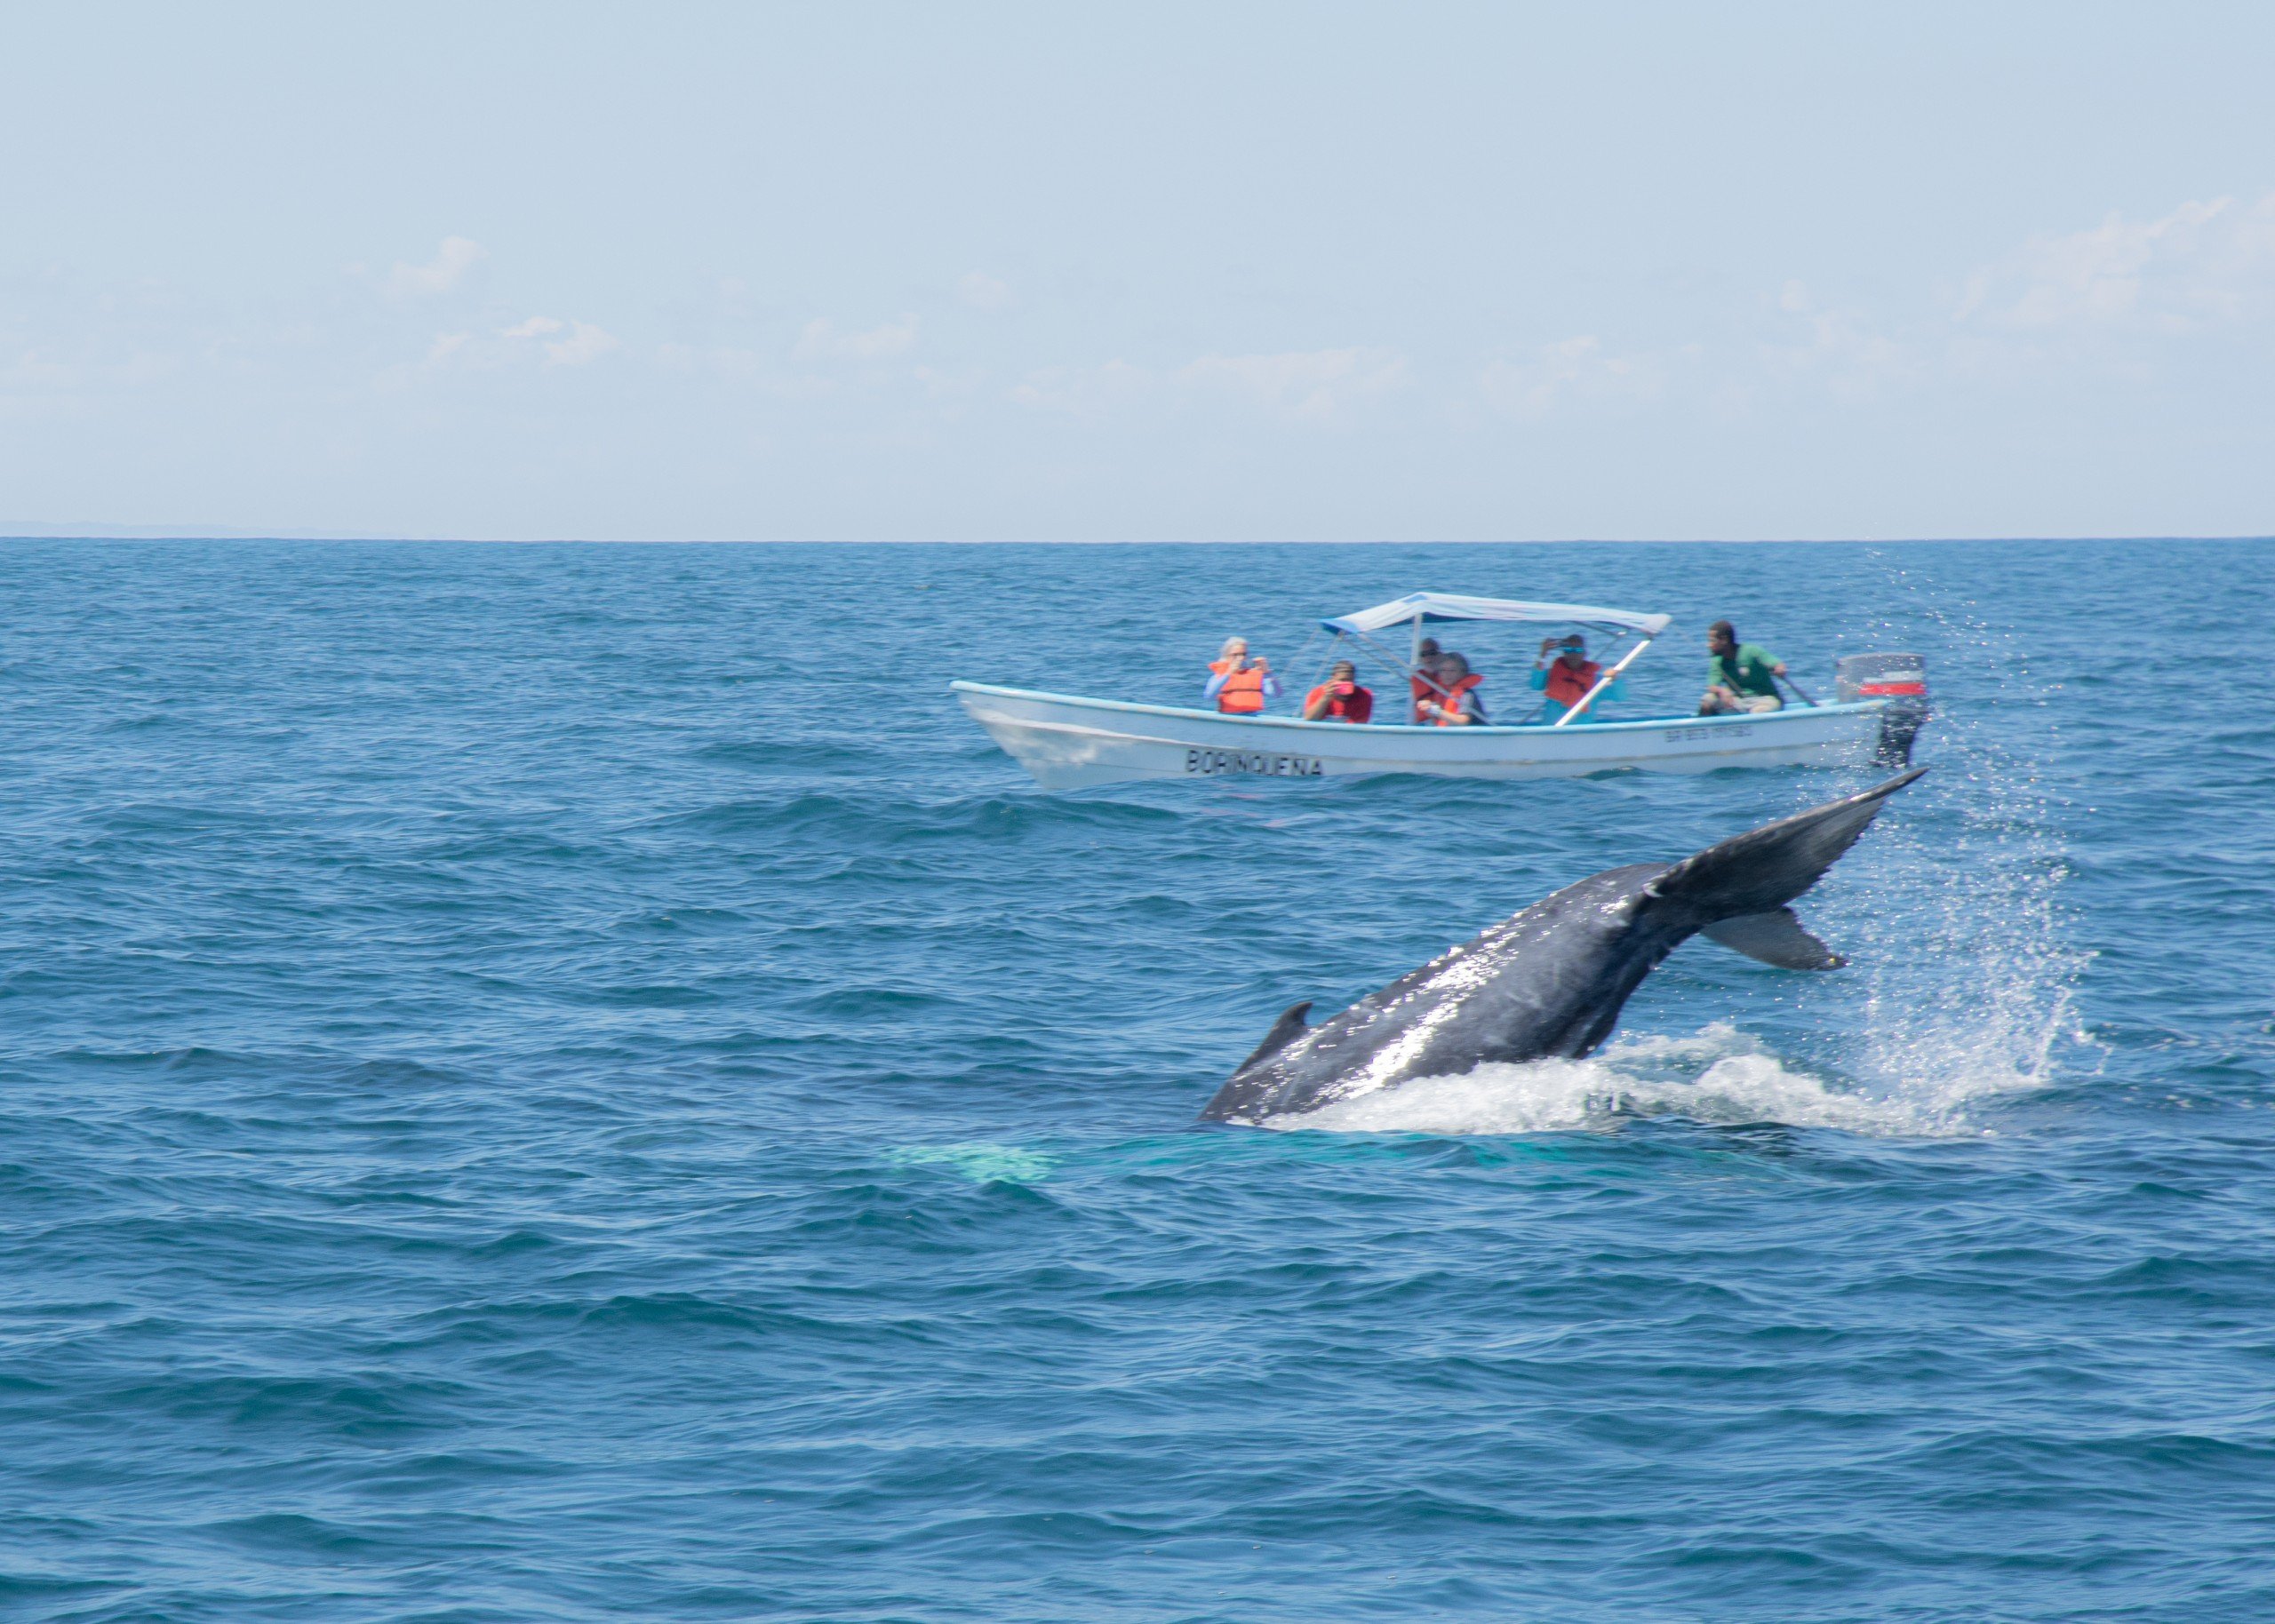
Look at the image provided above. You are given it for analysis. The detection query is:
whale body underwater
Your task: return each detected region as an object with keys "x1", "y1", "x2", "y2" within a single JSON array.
[{"x1": 1201, "y1": 768, "x2": 1928, "y2": 1124}]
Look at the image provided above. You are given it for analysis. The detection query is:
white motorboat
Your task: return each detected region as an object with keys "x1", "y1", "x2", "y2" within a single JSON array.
[{"x1": 953, "y1": 592, "x2": 1928, "y2": 791}]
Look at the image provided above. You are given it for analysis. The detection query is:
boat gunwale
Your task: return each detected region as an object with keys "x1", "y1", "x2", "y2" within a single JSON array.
[{"x1": 947, "y1": 680, "x2": 1884, "y2": 737}]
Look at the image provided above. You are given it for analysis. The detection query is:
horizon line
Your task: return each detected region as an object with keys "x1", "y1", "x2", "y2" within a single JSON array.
[{"x1": 4, "y1": 530, "x2": 2273, "y2": 547}]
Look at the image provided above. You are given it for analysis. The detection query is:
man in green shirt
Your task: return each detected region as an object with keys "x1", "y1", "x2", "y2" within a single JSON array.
[{"x1": 1699, "y1": 619, "x2": 1787, "y2": 714}]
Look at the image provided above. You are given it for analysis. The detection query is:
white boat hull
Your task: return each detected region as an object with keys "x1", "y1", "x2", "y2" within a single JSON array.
[{"x1": 952, "y1": 682, "x2": 1898, "y2": 790}]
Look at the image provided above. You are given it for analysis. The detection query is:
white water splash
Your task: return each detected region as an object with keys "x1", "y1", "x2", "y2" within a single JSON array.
[
  {"x1": 1265, "y1": 1024, "x2": 2033, "y2": 1139},
  {"x1": 1832, "y1": 552, "x2": 2094, "y2": 1104}
]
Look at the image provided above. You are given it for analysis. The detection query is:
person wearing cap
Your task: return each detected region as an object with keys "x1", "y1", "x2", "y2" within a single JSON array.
[
  {"x1": 1302, "y1": 659, "x2": 1374, "y2": 723},
  {"x1": 1408, "y1": 636, "x2": 1447, "y2": 722},
  {"x1": 1204, "y1": 635, "x2": 1281, "y2": 714},
  {"x1": 1416, "y1": 652, "x2": 1488, "y2": 725},
  {"x1": 1529, "y1": 633, "x2": 1626, "y2": 723},
  {"x1": 1699, "y1": 620, "x2": 1785, "y2": 715}
]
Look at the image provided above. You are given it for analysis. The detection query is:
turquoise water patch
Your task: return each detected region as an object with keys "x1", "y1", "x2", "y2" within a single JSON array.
[{"x1": 888, "y1": 1142, "x2": 1054, "y2": 1184}]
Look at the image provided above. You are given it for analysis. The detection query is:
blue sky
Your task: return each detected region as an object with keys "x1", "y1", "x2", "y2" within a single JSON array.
[{"x1": 3, "y1": 2, "x2": 2271, "y2": 541}]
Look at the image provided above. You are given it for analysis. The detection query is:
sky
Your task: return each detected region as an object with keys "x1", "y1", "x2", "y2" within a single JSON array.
[{"x1": 2, "y1": 1, "x2": 2271, "y2": 542}]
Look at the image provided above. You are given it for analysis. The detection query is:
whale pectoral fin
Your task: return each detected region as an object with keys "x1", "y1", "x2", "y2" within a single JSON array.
[
  {"x1": 1700, "y1": 907, "x2": 1846, "y2": 970},
  {"x1": 1236, "y1": 1001, "x2": 1313, "y2": 1072}
]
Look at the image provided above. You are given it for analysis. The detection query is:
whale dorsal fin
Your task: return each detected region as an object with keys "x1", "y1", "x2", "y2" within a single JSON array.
[
  {"x1": 1701, "y1": 907, "x2": 1845, "y2": 970},
  {"x1": 1236, "y1": 1001, "x2": 1313, "y2": 1072}
]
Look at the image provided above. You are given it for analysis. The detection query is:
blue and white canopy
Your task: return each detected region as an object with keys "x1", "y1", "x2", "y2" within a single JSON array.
[{"x1": 1321, "y1": 592, "x2": 1672, "y2": 640}]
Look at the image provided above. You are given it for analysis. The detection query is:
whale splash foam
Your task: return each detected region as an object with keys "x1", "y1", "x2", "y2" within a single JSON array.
[{"x1": 1264, "y1": 1024, "x2": 2038, "y2": 1139}]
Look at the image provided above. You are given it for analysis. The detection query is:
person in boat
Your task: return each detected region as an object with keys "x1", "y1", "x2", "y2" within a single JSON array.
[
  {"x1": 1302, "y1": 660, "x2": 1374, "y2": 723},
  {"x1": 1204, "y1": 636, "x2": 1281, "y2": 714},
  {"x1": 1409, "y1": 636, "x2": 1446, "y2": 722},
  {"x1": 1699, "y1": 620, "x2": 1786, "y2": 715},
  {"x1": 1529, "y1": 633, "x2": 1625, "y2": 723},
  {"x1": 1416, "y1": 652, "x2": 1487, "y2": 725}
]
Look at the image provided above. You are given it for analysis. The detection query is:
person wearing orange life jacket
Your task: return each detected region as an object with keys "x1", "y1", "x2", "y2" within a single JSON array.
[
  {"x1": 1408, "y1": 637, "x2": 1448, "y2": 722},
  {"x1": 1529, "y1": 633, "x2": 1627, "y2": 723},
  {"x1": 1203, "y1": 636, "x2": 1281, "y2": 714},
  {"x1": 1416, "y1": 651, "x2": 1489, "y2": 725}
]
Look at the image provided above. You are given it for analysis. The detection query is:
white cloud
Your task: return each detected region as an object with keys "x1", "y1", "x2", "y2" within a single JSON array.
[
  {"x1": 955, "y1": 271, "x2": 1014, "y2": 311},
  {"x1": 1476, "y1": 335, "x2": 1666, "y2": 418},
  {"x1": 913, "y1": 363, "x2": 986, "y2": 400},
  {"x1": 1958, "y1": 194, "x2": 2275, "y2": 332},
  {"x1": 387, "y1": 236, "x2": 485, "y2": 298},
  {"x1": 1178, "y1": 346, "x2": 1408, "y2": 420},
  {"x1": 542, "y1": 321, "x2": 619, "y2": 365},
  {"x1": 793, "y1": 314, "x2": 919, "y2": 362},
  {"x1": 2, "y1": 347, "x2": 79, "y2": 390},
  {"x1": 1763, "y1": 286, "x2": 1905, "y2": 399},
  {"x1": 497, "y1": 314, "x2": 619, "y2": 365}
]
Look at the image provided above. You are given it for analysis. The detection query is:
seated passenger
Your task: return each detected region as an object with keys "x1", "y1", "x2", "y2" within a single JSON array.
[
  {"x1": 1205, "y1": 636, "x2": 1280, "y2": 714},
  {"x1": 1302, "y1": 660, "x2": 1374, "y2": 723},
  {"x1": 1416, "y1": 652, "x2": 1487, "y2": 726},
  {"x1": 1409, "y1": 636, "x2": 1445, "y2": 722},
  {"x1": 1529, "y1": 633, "x2": 1626, "y2": 722},
  {"x1": 1698, "y1": 619, "x2": 1786, "y2": 715}
]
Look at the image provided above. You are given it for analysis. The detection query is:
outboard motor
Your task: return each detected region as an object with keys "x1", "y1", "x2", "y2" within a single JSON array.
[{"x1": 1836, "y1": 653, "x2": 1931, "y2": 766}]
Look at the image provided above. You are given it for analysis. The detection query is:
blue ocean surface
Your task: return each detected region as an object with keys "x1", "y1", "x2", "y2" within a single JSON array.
[{"x1": 2, "y1": 537, "x2": 2271, "y2": 1622}]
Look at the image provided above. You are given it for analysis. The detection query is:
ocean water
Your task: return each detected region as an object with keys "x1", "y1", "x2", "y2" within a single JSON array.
[{"x1": 2, "y1": 537, "x2": 2271, "y2": 1622}]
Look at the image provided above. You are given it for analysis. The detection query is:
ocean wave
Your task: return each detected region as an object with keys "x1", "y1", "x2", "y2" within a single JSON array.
[
  {"x1": 667, "y1": 789, "x2": 1183, "y2": 841},
  {"x1": 7, "y1": 538, "x2": 2270, "y2": 1620}
]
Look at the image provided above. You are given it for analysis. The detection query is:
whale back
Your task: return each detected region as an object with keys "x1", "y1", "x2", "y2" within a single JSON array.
[{"x1": 1198, "y1": 863, "x2": 1680, "y2": 1123}]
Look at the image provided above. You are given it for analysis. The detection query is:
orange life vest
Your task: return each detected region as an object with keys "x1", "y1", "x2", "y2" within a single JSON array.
[
  {"x1": 1210, "y1": 657, "x2": 1267, "y2": 714},
  {"x1": 1410, "y1": 672, "x2": 1449, "y2": 723},
  {"x1": 1543, "y1": 657, "x2": 1602, "y2": 711},
  {"x1": 1429, "y1": 673, "x2": 1483, "y2": 725}
]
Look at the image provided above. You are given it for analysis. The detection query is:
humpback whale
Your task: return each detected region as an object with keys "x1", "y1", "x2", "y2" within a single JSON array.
[{"x1": 1201, "y1": 769, "x2": 1926, "y2": 1124}]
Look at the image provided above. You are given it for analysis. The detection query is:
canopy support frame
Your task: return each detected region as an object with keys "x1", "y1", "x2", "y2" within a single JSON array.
[
  {"x1": 1551, "y1": 635, "x2": 1656, "y2": 728},
  {"x1": 1297, "y1": 631, "x2": 1341, "y2": 718},
  {"x1": 1344, "y1": 625, "x2": 1452, "y2": 711}
]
